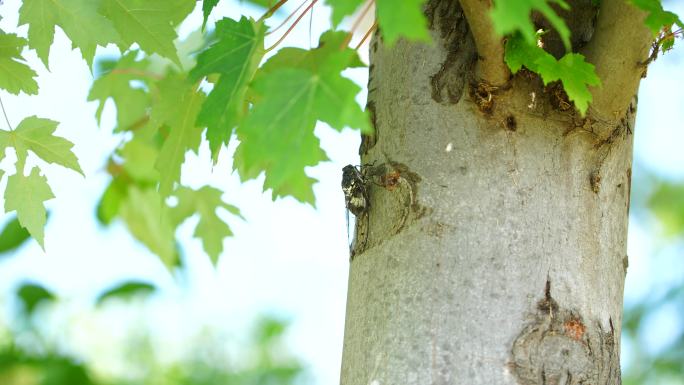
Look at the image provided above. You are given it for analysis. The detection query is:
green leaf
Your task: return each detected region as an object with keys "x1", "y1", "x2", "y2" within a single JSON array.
[
  {"x1": 0, "y1": 215, "x2": 31, "y2": 255},
  {"x1": 119, "y1": 187, "x2": 178, "y2": 268},
  {"x1": 505, "y1": 34, "x2": 600, "y2": 115},
  {"x1": 202, "y1": 0, "x2": 220, "y2": 29},
  {"x1": 0, "y1": 31, "x2": 38, "y2": 95},
  {"x1": 4, "y1": 168, "x2": 54, "y2": 248},
  {"x1": 18, "y1": 0, "x2": 121, "y2": 68},
  {"x1": 235, "y1": 31, "x2": 369, "y2": 204},
  {"x1": 98, "y1": 0, "x2": 194, "y2": 65},
  {"x1": 171, "y1": 186, "x2": 242, "y2": 264},
  {"x1": 326, "y1": 0, "x2": 364, "y2": 26},
  {"x1": 325, "y1": 0, "x2": 429, "y2": 45},
  {"x1": 88, "y1": 52, "x2": 151, "y2": 131},
  {"x1": 190, "y1": 17, "x2": 266, "y2": 163},
  {"x1": 16, "y1": 282, "x2": 56, "y2": 316},
  {"x1": 630, "y1": 0, "x2": 683, "y2": 35},
  {"x1": 536, "y1": 53, "x2": 600, "y2": 115},
  {"x1": 96, "y1": 280, "x2": 156, "y2": 305},
  {"x1": 376, "y1": 0, "x2": 430, "y2": 45},
  {"x1": 2, "y1": 117, "x2": 83, "y2": 175},
  {"x1": 151, "y1": 75, "x2": 206, "y2": 198},
  {"x1": 491, "y1": 0, "x2": 571, "y2": 49}
]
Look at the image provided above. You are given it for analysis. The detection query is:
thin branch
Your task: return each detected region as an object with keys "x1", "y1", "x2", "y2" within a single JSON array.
[
  {"x1": 340, "y1": 0, "x2": 375, "y2": 49},
  {"x1": 0, "y1": 94, "x2": 13, "y2": 131},
  {"x1": 355, "y1": 21, "x2": 377, "y2": 50},
  {"x1": 581, "y1": 0, "x2": 652, "y2": 120},
  {"x1": 266, "y1": 0, "x2": 309, "y2": 36},
  {"x1": 459, "y1": 0, "x2": 509, "y2": 86},
  {"x1": 640, "y1": 28, "x2": 683, "y2": 68},
  {"x1": 265, "y1": 0, "x2": 318, "y2": 53}
]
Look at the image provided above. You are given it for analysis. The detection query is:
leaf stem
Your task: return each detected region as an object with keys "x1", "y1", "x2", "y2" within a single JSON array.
[
  {"x1": 259, "y1": 0, "x2": 289, "y2": 22},
  {"x1": 355, "y1": 21, "x2": 377, "y2": 51},
  {"x1": 341, "y1": 0, "x2": 375, "y2": 50},
  {"x1": 266, "y1": 0, "x2": 309, "y2": 36},
  {"x1": 265, "y1": 0, "x2": 318, "y2": 53},
  {"x1": 0, "y1": 94, "x2": 13, "y2": 131}
]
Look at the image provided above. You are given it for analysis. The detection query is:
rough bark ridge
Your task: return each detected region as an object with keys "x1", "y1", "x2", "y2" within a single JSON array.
[{"x1": 340, "y1": 1, "x2": 643, "y2": 384}]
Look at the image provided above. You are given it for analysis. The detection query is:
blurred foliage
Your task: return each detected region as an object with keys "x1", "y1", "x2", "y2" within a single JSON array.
[
  {"x1": 95, "y1": 281, "x2": 156, "y2": 306},
  {"x1": 0, "y1": 216, "x2": 31, "y2": 256},
  {"x1": 0, "y1": 304, "x2": 303, "y2": 385},
  {"x1": 621, "y1": 175, "x2": 684, "y2": 384}
]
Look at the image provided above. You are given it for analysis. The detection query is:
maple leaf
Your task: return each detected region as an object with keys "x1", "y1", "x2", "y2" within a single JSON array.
[
  {"x1": 0, "y1": 116, "x2": 83, "y2": 175},
  {"x1": 18, "y1": 0, "x2": 121, "y2": 68},
  {"x1": 491, "y1": 0, "x2": 571, "y2": 49},
  {"x1": 505, "y1": 34, "x2": 600, "y2": 116},
  {"x1": 0, "y1": 31, "x2": 38, "y2": 95},
  {"x1": 325, "y1": 0, "x2": 429, "y2": 45},
  {"x1": 4, "y1": 167, "x2": 55, "y2": 248},
  {"x1": 326, "y1": 0, "x2": 364, "y2": 26},
  {"x1": 536, "y1": 53, "x2": 600, "y2": 115},
  {"x1": 119, "y1": 186, "x2": 178, "y2": 268},
  {"x1": 189, "y1": 17, "x2": 266, "y2": 163},
  {"x1": 151, "y1": 75, "x2": 206, "y2": 198},
  {"x1": 630, "y1": 0, "x2": 683, "y2": 35},
  {"x1": 202, "y1": 0, "x2": 220, "y2": 29},
  {"x1": 88, "y1": 52, "x2": 152, "y2": 131},
  {"x1": 234, "y1": 31, "x2": 369, "y2": 204},
  {"x1": 171, "y1": 186, "x2": 242, "y2": 264},
  {"x1": 99, "y1": 0, "x2": 194, "y2": 65}
]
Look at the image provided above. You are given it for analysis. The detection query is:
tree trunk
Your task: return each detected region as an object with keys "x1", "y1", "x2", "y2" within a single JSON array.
[{"x1": 339, "y1": 2, "x2": 640, "y2": 384}]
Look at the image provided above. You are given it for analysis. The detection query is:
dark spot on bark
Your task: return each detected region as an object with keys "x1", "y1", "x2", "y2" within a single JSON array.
[
  {"x1": 546, "y1": 81, "x2": 573, "y2": 112},
  {"x1": 590, "y1": 170, "x2": 601, "y2": 194},
  {"x1": 623, "y1": 255, "x2": 629, "y2": 274},
  {"x1": 469, "y1": 82, "x2": 497, "y2": 115},
  {"x1": 537, "y1": 279, "x2": 559, "y2": 314},
  {"x1": 505, "y1": 115, "x2": 517, "y2": 131},
  {"x1": 425, "y1": 0, "x2": 476, "y2": 105},
  {"x1": 511, "y1": 281, "x2": 621, "y2": 384}
]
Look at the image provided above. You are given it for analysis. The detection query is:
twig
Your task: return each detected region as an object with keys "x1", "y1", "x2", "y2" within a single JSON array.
[
  {"x1": 355, "y1": 21, "x2": 377, "y2": 50},
  {"x1": 265, "y1": 0, "x2": 318, "y2": 53},
  {"x1": 0, "y1": 94, "x2": 13, "y2": 131},
  {"x1": 266, "y1": 0, "x2": 309, "y2": 36},
  {"x1": 259, "y1": 0, "x2": 289, "y2": 22},
  {"x1": 340, "y1": 0, "x2": 375, "y2": 49}
]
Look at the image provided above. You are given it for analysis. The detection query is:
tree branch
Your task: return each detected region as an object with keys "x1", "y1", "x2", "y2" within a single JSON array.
[
  {"x1": 581, "y1": 0, "x2": 652, "y2": 120},
  {"x1": 459, "y1": 0, "x2": 509, "y2": 86}
]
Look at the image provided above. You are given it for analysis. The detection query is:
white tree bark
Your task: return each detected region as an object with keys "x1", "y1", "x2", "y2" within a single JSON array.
[{"x1": 340, "y1": 2, "x2": 638, "y2": 384}]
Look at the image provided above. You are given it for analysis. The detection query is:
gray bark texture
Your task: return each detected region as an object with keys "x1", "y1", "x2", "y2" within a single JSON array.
[{"x1": 339, "y1": 1, "x2": 649, "y2": 384}]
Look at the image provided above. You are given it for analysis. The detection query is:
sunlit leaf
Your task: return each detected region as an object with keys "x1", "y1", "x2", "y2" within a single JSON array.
[
  {"x1": 4, "y1": 168, "x2": 54, "y2": 248},
  {"x1": 171, "y1": 186, "x2": 242, "y2": 263},
  {"x1": 190, "y1": 17, "x2": 266, "y2": 163},
  {"x1": 19, "y1": 0, "x2": 121, "y2": 68},
  {"x1": 151, "y1": 75, "x2": 205, "y2": 198},
  {"x1": 0, "y1": 31, "x2": 38, "y2": 95},
  {"x1": 235, "y1": 31, "x2": 369, "y2": 204},
  {"x1": 98, "y1": 0, "x2": 194, "y2": 65}
]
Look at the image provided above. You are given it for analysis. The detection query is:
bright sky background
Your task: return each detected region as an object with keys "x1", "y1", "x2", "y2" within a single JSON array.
[{"x1": 0, "y1": 1, "x2": 682, "y2": 384}]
